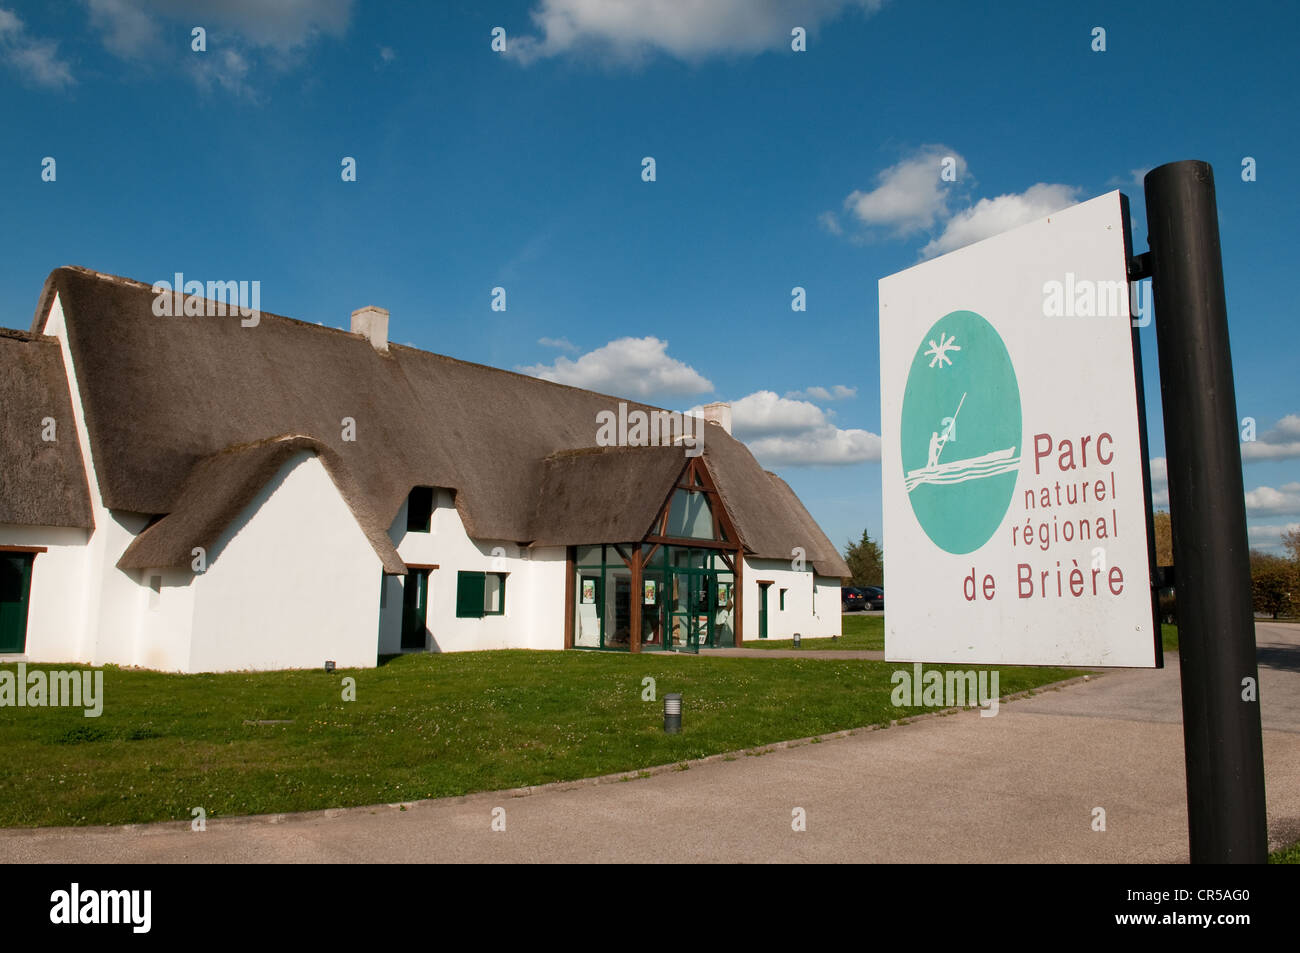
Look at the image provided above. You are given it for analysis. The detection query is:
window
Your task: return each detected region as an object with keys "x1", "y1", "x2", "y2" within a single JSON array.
[
  {"x1": 456, "y1": 571, "x2": 507, "y2": 618},
  {"x1": 779, "y1": 588, "x2": 787, "y2": 611},
  {"x1": 407, "y1": 487, "x2": 435, "y2": 533},
  {"x1": 664, "y1": 488, "x2": 715, "y2": 539},
  {"x1": 484, "y1": 573, "x2": 504, "y2": 615}
]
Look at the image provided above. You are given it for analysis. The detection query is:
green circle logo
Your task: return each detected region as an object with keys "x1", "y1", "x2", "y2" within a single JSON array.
[{"x1": 901, "y1": 310, "x2": 1021, "y2": 555}]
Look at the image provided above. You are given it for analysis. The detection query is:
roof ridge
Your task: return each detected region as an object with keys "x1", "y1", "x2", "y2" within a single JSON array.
[{"x1": 46, "y1": 265, "x2": 700, "y2": 414}]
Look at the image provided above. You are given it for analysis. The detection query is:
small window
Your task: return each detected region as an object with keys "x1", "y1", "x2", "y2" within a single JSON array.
[
  {"x1": 456, "y1": 571, "x2": 507, "y2": 618},
  {"x1": 484, "y1": 573, "x2": 505, "y2": 615},
  {"x1": 407, "y1": 487, "x2": 435, "y2": 533},
  {"x1": 779, "y1": 588, "x2": 787, "y2": 611}
]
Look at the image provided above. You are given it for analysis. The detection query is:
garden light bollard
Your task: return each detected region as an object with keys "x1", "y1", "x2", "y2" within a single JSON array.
[
  {"x1": 663, "y1": 693, "x2": 682, "y2": 734},
  {"x1": 793, "y1": 632, "x2": 801, "y2": 648}
]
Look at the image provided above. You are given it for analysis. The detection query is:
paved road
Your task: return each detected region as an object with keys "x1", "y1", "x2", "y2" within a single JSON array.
[{"x1": 2, "y1": 623, "x2": 1296, "y2": 863}]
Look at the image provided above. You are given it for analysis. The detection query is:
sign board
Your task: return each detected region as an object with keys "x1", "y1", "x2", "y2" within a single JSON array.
[{"x1": 879, "y1": 191, "x2": 1157, "y2": 667}]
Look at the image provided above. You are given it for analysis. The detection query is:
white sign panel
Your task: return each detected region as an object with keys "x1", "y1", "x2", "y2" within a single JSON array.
[{"x1": 879, "y1": 191, "x2": 1157, "y2": 667}]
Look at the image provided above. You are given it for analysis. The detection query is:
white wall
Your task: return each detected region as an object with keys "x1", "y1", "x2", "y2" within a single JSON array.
[
  {"x1": 133, "y1": 567, "x2": 196, "y2": 671},
  {"x1": 188, "y1": 451, "x2": 383, "y2": 671},
  {"x1": 742, "y1": 558, "x2": 841, "y2": 641},
  {"x1": 0, "y1": 524, "x2": 90, "y2": 661},
  {"x1": 40, "y1": 294, "x2": 157, "y2": 668},
  {"x1": 382, "y1": 490, "x2": 567, "y2": 653}
]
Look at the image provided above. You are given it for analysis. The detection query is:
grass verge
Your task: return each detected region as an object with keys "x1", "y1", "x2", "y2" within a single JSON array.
[
  {"x1": 752, "y1": 617, "x2": 1180, "y2": 655},
  {"x1": 0, "y1": 650, "x2": 1075, "y2": 827},
  {"x1": 1269, "y1": 840, "x2": 1300, "y2": 864},
  {"x1": 748, "y1": 613, "x2": 884, "y2": 650}
]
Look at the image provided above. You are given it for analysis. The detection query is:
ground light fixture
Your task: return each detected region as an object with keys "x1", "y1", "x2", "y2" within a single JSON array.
[
  {"x1": 793, "y1": 632, "x2": 801, "y2": 648},
  {"x1": 324, "y1": 660, "x2": 336, "y2": 673},
  {"x1": 663, "y1": 693, "x2": 682, "y2": 734}
]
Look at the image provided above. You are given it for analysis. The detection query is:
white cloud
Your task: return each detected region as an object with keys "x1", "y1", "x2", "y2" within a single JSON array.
[
  {"x1": 519, "y1": 336, "x2": 712, "y2": 398},
  {"x1": 727, "y1": 391, "x2": 825, "y2": 436},
  {"x1": 842, "y1": 146, "x2": 966, "y2": 235},
  {"x1": 745, "y1": 428, "x2": 881, "y2": 466},
  {"x1": 84, "y1": 0, "x2": 352, "y2": 93},
  {"x1": 1244, "y1": 482, "x2": 1300, "y2": 516},
  {"x1": 785, "y1": 384, "x2": 856, "y2": 401},
  {"x1": 111, "y1": 0, "x2": 353, "y2": 52},
  {"x1": 538, "y1": 336, "x2": 579, "y2": 352},
  {"x1": 507, "y1": 0, "x2": 884, "y2": 65},
  {"x1": 1248, "y1": 520, "x2": 1300, "y2": 555},
  {"x1": 817, "y1": 210, "x2": 843, "y2": 236},
  {"x1": 704, "y1": 390, "x2": 879, "y2": 466},
  {"x1": 0, "y1": 8, "x2": 75, "y2": 88},
  {"x1": 1149, "y1": 456, "x2": 1169, "y2": 506},
  {"x1": 1106, "y1": 167, "x2": 1152, "y2": 189},
  {"x1": 1241, "y1": 414, "x2": 1300, "y2": 462},
  {"x1": 1248, "y1": 521, "x2": 1300, "y2": 539},
  {"x1": 86, "y1": 0, "x2": 159, "y2": 57},
  {"x1": 920, "y1": 182, "x2": 1081, "y2": 258},
  {"x1": 191, "y1": 47, "x2": 252, "y2": 96}
]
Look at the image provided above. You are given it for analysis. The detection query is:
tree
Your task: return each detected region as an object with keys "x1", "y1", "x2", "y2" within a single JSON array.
[
  {"x1": 844, "y1": 529, "x2": 883, "y2": 587},
  {"x1": 1282, "y1": 527, "x2": 1300, "y2": 564},
  {"x1": 1152, "y1": 510, "x2": 1174, "y2": 566},
  {"x1": 1249, "y1": 549, "x2": 1297, "y2": 619}
]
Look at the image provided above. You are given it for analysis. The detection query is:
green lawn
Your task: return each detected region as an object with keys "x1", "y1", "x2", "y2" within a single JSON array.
[
  {"x1": 1270, "y1": 840, "x2": 1300, "y2": 864},
  {"x1": 0, "y1": 651, "x2": 1077, "y2": 827},
  {"x1": 747, "y1": 612, "x2": 884, "y2": 650},
  {"x1": 751, "y1": 617, "x2": 1180, "y2": 656},
  {"x1": 1162, "y1": 624, "x2": 1179, "y2": 652}
]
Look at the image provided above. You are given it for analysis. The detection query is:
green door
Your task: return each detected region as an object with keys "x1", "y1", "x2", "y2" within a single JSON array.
[
  {"x1": 758, "y1": 583, "x2": 770, "y2": 640},
  {"x1": 401, "y1": 569, "x2": 429, "y2": 649},
  {"x1": 695, "y1": 572, "x2": 716, "y2": 648},
  {"x1": 0, "y1": 554, "x2": 35, "y2": 654},
  {"x1": 667, "y1": 570, "x2": 717, "y2": 653}
]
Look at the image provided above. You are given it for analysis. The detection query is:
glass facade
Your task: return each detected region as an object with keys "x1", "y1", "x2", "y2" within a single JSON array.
[
  {"x1": 570, "y1": 463, "x2": 740, "y2": 653},
  {"x1": 573, "y1": 543, "x2": 735, "y2": 652}
]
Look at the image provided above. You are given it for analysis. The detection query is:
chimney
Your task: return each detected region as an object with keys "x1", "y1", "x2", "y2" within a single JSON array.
[
  {"x1": 701, "y1": 401, "x2": 732, "y2": 435},
  {"x1": 350, "y1": 306, "x2": 389, "y2": 353}
]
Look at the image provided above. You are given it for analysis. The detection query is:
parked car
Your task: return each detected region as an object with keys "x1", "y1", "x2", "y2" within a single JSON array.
[
  {"x1": 841, "y1": 587, "x2": 866, "y2": 611},
  {"x1": 861, "y1": 586, "x2": 884, "y2": 610}
]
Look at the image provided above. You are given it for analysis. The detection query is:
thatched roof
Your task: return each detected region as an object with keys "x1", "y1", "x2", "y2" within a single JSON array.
[
  {"x1": 528, "y1": 445, "x2": 686, "y2": 546},
  {"x1": 117, "y1": 435, "x2": 404, "y2": 572},
  {"x1": 25, "y1": 266, "x2": 850, "y2": 579},
  {"x1": 0, "y1": 329, "x2": 93, "y2": 529}
]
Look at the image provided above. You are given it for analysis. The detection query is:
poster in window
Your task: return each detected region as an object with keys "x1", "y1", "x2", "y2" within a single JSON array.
[
  {"x1": 644, "y1": 580, "x2": 657, "y2": 604},
  {"x1": 581, "y1": 578, "x2": 595, "y2": 604},
  {"x1": 717, "y1": 583, "x2": 729, "y2": 606}
]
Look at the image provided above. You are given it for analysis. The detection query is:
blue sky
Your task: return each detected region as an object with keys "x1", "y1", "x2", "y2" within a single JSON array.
[{"x1": 2, "y1": 0, "x2": 1297, "y2": 556}]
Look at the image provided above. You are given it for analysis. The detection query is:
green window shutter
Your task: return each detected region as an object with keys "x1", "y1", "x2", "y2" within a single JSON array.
[{"x1": 456, "y1": 571, "x2": 486, "y2": 618}]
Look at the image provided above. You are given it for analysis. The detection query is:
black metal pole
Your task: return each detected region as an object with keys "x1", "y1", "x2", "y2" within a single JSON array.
[{"x1": 1143, "y1": 160, "x2": 1267, "y2": 863}]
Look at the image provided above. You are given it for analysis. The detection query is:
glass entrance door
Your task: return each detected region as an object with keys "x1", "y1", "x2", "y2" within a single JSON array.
[{"x1": 668, "y1": 569, "x2": 716, "y2": 653}]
